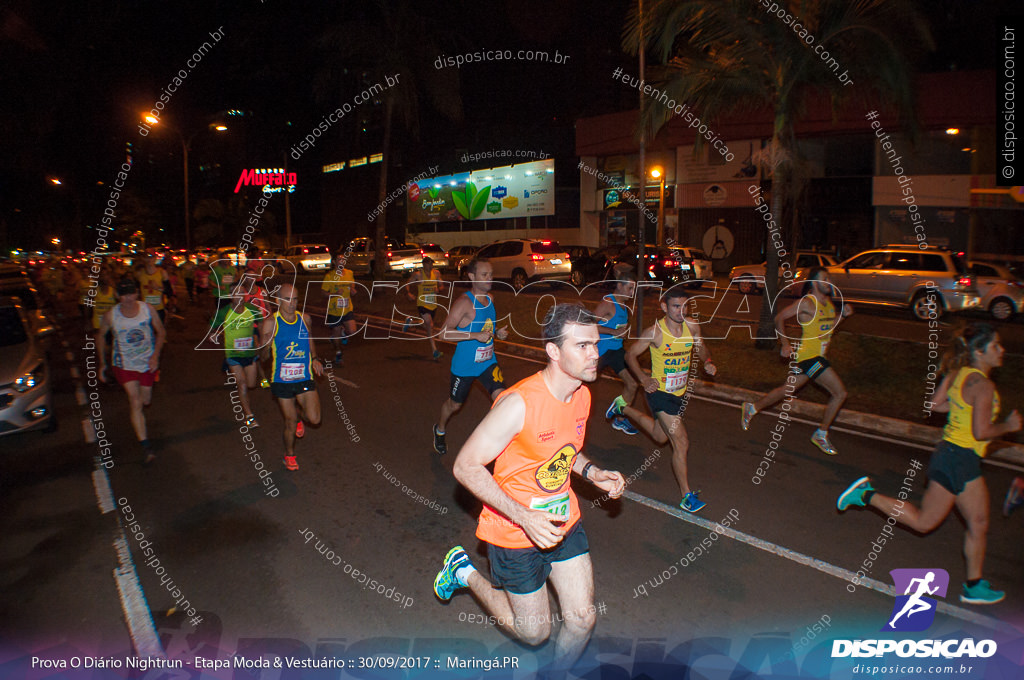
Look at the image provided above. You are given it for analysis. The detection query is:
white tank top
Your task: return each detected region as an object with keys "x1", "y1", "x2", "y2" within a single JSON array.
[{"x1": 112, "y1": 304, "x2": 155, "y2": 372}]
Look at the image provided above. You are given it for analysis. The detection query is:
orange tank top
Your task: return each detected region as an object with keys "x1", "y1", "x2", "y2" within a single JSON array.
[{"x1": 476, "y1": 371, "x2": 590, "y2": 549}]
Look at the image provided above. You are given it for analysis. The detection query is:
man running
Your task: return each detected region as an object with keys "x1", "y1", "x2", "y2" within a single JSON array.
[
  {"x1": 260, "y1": 283, "x2": 323, "y2": 471},
  {"x1": 136, "y1": 254, "x2": 170, "y2": 324},
  {"x1": 405, "y1": 256, "x2": 446, "y2": 361},
  {"x1": 433, "y1": 303, "x2": 625, "y2": 675},
  {"x1": 211, "y1": 287, "x2": 263, "y2": 427},
  {"x1": 321, "y1": 252, "x2": 357, "y2": 364},
  {"x1": 607, "y1": 286, "x2": 716, "y2": 513},
  {"x1": 432, "y1": 258, "x2": 508, "y2": 455},
  {"x1": 596, "y1": 271, "x2": 639, "y2": 435},
  {"x1": 97, "y1": 277, "x2": 166, "y2": 464},
  {"x1": 740, "y1": 267, "x2": 852, "y2": 455},
  {"x1": 210, "y1": 256, "x2": 240, "y2": 321}
]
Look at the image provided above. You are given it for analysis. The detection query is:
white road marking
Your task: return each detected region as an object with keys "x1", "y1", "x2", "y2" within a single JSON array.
[
  {"x1": 92, "y1": 467, "x2": 115, "y2": 514},
  {"x1": 83, "y1": 417, "x2": 96, "y2": 443},
  {"x1": 112, "y1": 535, "x2": 165, "y2": 658},
  {"x1": 76, "y1": 387, "x2": 87, "y2": 406}
]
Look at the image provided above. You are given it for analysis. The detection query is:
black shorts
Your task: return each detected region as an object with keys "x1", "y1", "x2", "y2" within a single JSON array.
[
  {"x1": 156, "y1": 308, "x2": 166, "y2": 323},
  {"x1": 488, "y1": 520, "x2": 589, "y2": 595},
  {"x1": 598, "y1": 347, "x2": 626, "y2": 374},
  {"x1": 223, "y1": 356, "x2": 257, "y2": 372},
  {"x1": 326, "y1": 311, "x2": 355, "y2": 325},
  {"x1": 450, "y1": 363, "x2": 506, "y2": 404},
  {"x1": 645, "y1": 389, "x2": 686, "y2": 417},
  {"x1": 417, "y1": 306, "x2": 437, "y2": 318},
  {"x1": 271, "y1": 379, "x2": 316, "y2": 400},
  {"x1": 795, "y1": 356, "x2": 831, "y2": 381},
  {"x1": 927, "y1": 440, "x2": 982, "y2": 495}
]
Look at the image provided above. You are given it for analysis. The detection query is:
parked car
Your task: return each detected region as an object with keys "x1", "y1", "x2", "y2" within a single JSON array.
[
  {"x1": 346, "y1": 237, "x2": 423, "y2": 275},
  {"x1": 0, "y1": 296, "x2": 55, "y2": 436},
  {"x1": 562, "y1": 245, "x2": 611, "y2": 287},
  {"x1": 730, "y1": 251, "x2": 839, "y2": 295},
  {"x1": 815, "y1": 246, "x2": 980, "y2": 321},
  {"x1": 447, "y1": 245, "x2": 478, "y2": 276},
  {"x1": 283, "y1": 243, "x2": 331, "y2": 273},
  {"x1": 668, "y1": 246, "x2": 713, "y2": 287},
  {"x1": 470, "y1": 239, "x2": 572, "y2": 290},
  {"x1": 607, "y1": 244, "x2": 692, "y2": 286},
  {"x1": 968, "y1": 261, "x2": 1024, "y2": 321},
  {"x1": 0, "y1": 279, "x2": 56, "y2": 338},
  {"x1": 414, "y1": 243, "x2": 450, "y2": 269},
  {"x1": 215, "y1": 246, "x2": 249, "y2": 268}
]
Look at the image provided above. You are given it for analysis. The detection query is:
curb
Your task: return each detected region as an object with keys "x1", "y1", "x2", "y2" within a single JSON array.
[{"x1": 360, "y1": 312, "x2": 1024, "y2": 468}]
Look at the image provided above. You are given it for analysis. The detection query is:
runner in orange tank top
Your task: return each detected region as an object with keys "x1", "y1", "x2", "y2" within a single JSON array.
[{"x1": 433, "y1": 303, "x2": 625, "y2": 676}]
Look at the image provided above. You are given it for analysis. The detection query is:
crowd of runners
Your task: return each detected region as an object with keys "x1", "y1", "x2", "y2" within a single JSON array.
[{"x1": 28, "y1": 245, "x2": 1020, "y2": 675}]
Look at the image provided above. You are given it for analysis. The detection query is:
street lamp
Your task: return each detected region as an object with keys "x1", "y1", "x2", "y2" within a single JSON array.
[
  {"x1": 144, "y1": 115, "x2": 227, "y2": 251},
  {"x1": 650, "y1": 166, "x2": 666, "y2": 245}
]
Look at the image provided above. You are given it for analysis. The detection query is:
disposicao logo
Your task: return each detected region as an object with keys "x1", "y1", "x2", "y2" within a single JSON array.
[{"x1": 831, "y1": 567, "x2": 997, "y2": 660}]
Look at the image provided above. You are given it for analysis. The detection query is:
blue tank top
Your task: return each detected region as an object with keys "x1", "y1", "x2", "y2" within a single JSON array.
[
  {"x1": 597, "y1": 295, "x2": 628, "y2": 355},
  {"x1": 451, "y1": 291, "x2": 497, "y2": 376},
  {"x1": 271, "y1": 311, "x2": 312, "y2": 383}
]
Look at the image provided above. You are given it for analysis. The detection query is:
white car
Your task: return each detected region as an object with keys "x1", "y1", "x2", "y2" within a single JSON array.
[
  {"x1": 730, "y1": 252, "x2": 838, "y2": 294},
  {"x1": 669, "y1": 246, "x2": 713, "y2": 286},
  {"x1": 284, "y1": 244, "x2": 332, "y2": 272},
  {"x1": 969, "y1": 261, "x2": 1023, "y2": 321},
  {"x1": 471, "y1": 239, "x2": 571, "y2": 290}
]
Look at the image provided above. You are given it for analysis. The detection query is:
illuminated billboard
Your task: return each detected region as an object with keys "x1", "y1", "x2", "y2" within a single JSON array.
[{"x1": 407, "y1": 159, "x2": 554, "y2": 224}]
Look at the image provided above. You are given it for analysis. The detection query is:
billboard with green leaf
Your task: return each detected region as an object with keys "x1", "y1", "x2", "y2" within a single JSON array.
[{"x1": 407, "y1": 159, "x2": 554, "y2": 224}]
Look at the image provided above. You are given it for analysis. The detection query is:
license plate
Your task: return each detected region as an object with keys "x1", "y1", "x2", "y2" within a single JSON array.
[
  {"x1": 681, "y1": 264, "x2": 691, "y2": 270},
  {"x1": 404, "y1": 262, "x2": 417, "y2": 268},
  {"x1": 549, "y1": 258, "x2": 562, "y2": 265}
]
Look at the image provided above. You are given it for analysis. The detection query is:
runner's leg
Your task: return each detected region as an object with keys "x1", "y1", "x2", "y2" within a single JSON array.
[
  {"x1": 869, "y1": 480, "x2": 956, "y2": 533},
  {"x1": 955, "y1": 477, "x2": 990, "y2": 580},
  {"x1": 296, "y1": 389, "x2": 322, "y2": 427},
  {"x1": 813, "y1": 367, "x2": 848, "y2": 431},
  {"x1": 230, "y1": 364, "x2": 253, "y2": 417},
  {"x1": 753, "y1": 373, "x2": 810, "y2": 414},
  {"x1": 621, "y1": 403, "x2": 669, "y2": 445},
  {"x1": 463, "y1": 573, "x2": 553, "y2": 646},
  {"x1": 547, "y1": 553, "x2": 597, "y2": 671},
  {"x1": 278, "y1": 397, "x2": 298, "y2": 455},
  {"x1": 655, "y1": 411, "x2": 690, "y2": 496},
  {"x1": 122, "y1": 381, "x2": 147, "y2": 441}
]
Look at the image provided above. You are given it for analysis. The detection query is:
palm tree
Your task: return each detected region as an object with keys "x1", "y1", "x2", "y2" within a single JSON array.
[
  {"x1": 623, "y1": 0, "x2": 932, "y2": 346},
  {"x1": 316, "y1": 1, "x2": 462, "y2": 278}
]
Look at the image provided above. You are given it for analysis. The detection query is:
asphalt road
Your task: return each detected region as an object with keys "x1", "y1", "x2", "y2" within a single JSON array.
[{"x1": 1, "y1": 291, "x2": 1023, "y2": 679}]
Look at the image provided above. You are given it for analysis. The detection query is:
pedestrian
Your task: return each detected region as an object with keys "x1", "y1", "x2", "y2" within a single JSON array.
[
  {"x1": 838, "y1": 323, "x2": 1022, "y2": 604},
  {"x1": 434, "y1": 302, "x2": 625, "y2": 676},
  {"x1": 595, "y1": 270, "x2": 639, "y2": 435}
]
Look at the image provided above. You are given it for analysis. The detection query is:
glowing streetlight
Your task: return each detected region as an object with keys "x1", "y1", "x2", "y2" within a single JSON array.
[
  {"x1": 946, "y1": 128, "x2": 960, "y2": 135},
  {"x1": 649, "y1": 166, "x2": 666, "y2": 245},
  {"x1": 49, "y1": 178, "x2": 62, "y2": 185}
]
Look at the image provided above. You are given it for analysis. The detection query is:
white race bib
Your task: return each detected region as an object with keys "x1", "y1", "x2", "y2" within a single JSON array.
[
  {"x1": 664, "y1": 369, "x2": 688, "y2": 393},
  {"x1": 233, "y1": 336, "x2": 254, "y2": 350},
  {"x1": 145, "y1": 295, "x2": 162, "y2": 305},
  {"x1": 334, "y1": 296, "x2": 349, "y2": 309},
  {"x1": 222, "y1": 275, "x2": 234, "y2": 285},
  {"x1": 422, "y1": 294, "x2": 436, "y2": 305},
  {"x1": 280, "y1": 362, "x2": 306, "y2": 381},
  {"x1": 531, "y1": 491, "x2": 570, "y2": 518},
  {"x1": 475, "y1": 345, "x2": 494, "y2": 363}
]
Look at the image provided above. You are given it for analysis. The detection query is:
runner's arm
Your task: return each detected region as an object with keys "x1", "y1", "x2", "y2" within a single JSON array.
[
  {"x1": 929, "y1": 373, "x2": 955, "y2": 413},
  {"x1": 775, "y1": 299, "x2": 803, "y2": 355},
  {"x1": 968, "y1": 376, "x2": 1022, "y2": 440},
  {"x1": 686, "y1": 319, "x2": 716, "y2": 376},
  {"x1": 147, "y1": 303, "x2": 166, "y2": 371},
  {"x1": 303, "y1": 313, "x2": 324, "y2": 377},
  {"x1": 573, "y1": 455, "x2": 625, "y2": 498},
  {"x1": 626, "y1": 323, "x2": 660, "y2": 392},
  {"x1": 453, "y1": 393, "x2": 568, "y2": 549},
  {"x1": 592, "y1": 298, "x2": 620, "y2": 336},
  {"x1": 97, "y1": 311, "x2": 113, "y2": 374},
  {"x1": 259, "y1": 316, "x2": 275, "y2": 360},
  {"x1": 440, "y1": 295, "x2": 487, "y2": 342}
]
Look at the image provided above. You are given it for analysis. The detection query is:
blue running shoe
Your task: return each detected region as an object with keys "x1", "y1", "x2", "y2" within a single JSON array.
[
  {"x1": 434, "y1": 546, "x2": 471, "y2": 601},
  {"x1": 837, "y1": 476, "x2": 873, "y2": 511},
  {"x1": 403, "y1": 317, "x2": 415, "y2": 333},
  {"x1": 960, "y1": 579, "x2": 1005, "y2": 605},
  {"x1": 605, "y1": 395, "x2": 627, "y2": 419},
  {"x1": 1003, "y1": 477, "x2": 1024, "y2": 517},
  {"x1": 680, "y1": 492, "x2": 706, "y2": 513},
  {"x1": 611, "y1": 416, "x2": 639, "y2": 435}
]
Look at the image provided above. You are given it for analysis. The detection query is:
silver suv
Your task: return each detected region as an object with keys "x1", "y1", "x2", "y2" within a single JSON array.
[
  {"x1": 818, "y1": 247, "x2": 980, "y2": 321},
  {"x1": 471, "y1": 239, "x2": 571, "y2": 290}
]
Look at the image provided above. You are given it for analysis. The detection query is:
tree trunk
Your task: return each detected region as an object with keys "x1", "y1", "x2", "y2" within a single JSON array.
[
  {"x1": 373, "y1": 96, "x2": 395, "y2": 280},
  {"x1": 755, "y1": 125, "x2": 790, "y2": 349}
]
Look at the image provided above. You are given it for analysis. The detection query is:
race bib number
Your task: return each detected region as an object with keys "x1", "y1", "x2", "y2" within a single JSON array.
[
  {"x1": 664, "y1": 369, "x2": 688, "y2": 393},
  {"x1": 334, "y1": 296, "x2": 349, "y2": 309},
  {"x1": 145, "y1": 295, "x2": 162, "y2": 305},
  {"x1": 821, "y1": 340, "x2": 829, "y2": 356},
  {"x1": 233, "y1": 336, "x2": 254, "y2": 350},
  {"x1": 422, "y1": 294, "x2": 436, "y2": 305},
  {"x1": 475, "y1": 344, "x2": 494, "y2": 363},
  {"x1": 531, "y1": 491, "x2": 570, "y2": 519},
  {"x1": 280, "y1": 362, "x2": 306, "y2": 381}
]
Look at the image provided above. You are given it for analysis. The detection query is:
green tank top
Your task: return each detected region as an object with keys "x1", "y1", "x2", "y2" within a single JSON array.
[{"x1": 219, "y1": 303, "x2": 261, "y2": 358}]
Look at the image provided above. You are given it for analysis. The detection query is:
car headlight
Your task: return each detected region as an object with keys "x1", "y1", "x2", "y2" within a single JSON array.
[{"x1": 14, "y1": 362, "x2": 45, "y2": 392}]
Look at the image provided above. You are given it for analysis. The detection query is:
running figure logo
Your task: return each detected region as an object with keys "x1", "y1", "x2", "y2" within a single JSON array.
[{"x1": 883, "y1": 568, "x2": 949, "y2": 632}]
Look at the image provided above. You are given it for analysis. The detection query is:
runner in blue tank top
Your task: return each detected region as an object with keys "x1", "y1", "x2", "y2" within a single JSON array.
[
  {"x1": 260, "y1": 283, "x2": 324, "y2": 471},
  {"x1": 594, "y1": 270, "x2": 640, "y2": 435},
  {"x1": 432, "y1": 259, "x2": 508, "y2": 455}
]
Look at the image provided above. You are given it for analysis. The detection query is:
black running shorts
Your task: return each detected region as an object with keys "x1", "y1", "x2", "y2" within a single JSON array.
[{"x1": 488, "y1": 520, "x2": 589, "y2": 595}]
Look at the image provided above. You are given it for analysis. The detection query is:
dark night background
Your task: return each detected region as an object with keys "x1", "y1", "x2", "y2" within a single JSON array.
[{"x1": 0, "y1": 0, "x2": 1016, "y2": 251}]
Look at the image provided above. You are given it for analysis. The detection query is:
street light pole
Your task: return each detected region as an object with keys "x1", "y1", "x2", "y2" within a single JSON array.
[{"x1": 182, "y1": 138, "x2": 191, "y2": 251}]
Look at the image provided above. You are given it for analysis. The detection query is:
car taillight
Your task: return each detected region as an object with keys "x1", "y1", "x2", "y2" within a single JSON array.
[
  {"x1": 664, "y1": 259, "x2": 675, "y2": 267},
  {"x1": 648, "y1": 264, "x2": 656, "y2": 272},
  {"x1": 302, "y1": 248, "x2": 309, "y2": 254},
  {"x1": 958, "y1": 276, "x2": 972, "y2": 287},
  {"x1": 531, "y1": 254, "x2": 545, "y2": 261},
  {"x1": 386, "y1": 251, "x2": 393, "y2": 258},
  {"x1": 420, "y1": 250, "x2": 426, "y2": 257}
]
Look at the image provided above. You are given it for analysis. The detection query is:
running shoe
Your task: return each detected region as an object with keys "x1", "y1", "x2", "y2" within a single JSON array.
[
  {"x1": 811, "y1": 429, "x2": 838, "y2": 455},
  {"x1": 403, "y1": 317, "x2": 415, "y2": 333},
  {"x1": 260, "y1": 378, "x2": 270, "y2": 389},
  {"x1": 740, "y1": 402, "x2": 756, "y2": 431},
  {"x1": 1002, "y1": 477, "x2": 1024, "y2": 517},
  {"x1": 244, "y1": 414, "x2": 260, "y2": 428},
  {"x1": 334, "y1": 350, "x2": 343, "y2": 364},
  {"x1": 837, "y1": 476, "x2": 874, "y2": 511},
  {"x1": 433, "y1": 424, "x2": 447, "y2": 455},
  {"x1": 283, "y1": 455, "x2": 299, "y2": 471},
  {"x1": 960, "y1": 580, "x2": 1005, "y2": 605},
  {"x1": 341, "y1": 336, "x2": 347, "y2": 345},
  {"x1": 432, "y1": 349, "x2": 443, "y2": 361},
  {"x1": 296, "y1": 421, "x2": 305, "y2": 438},
  {"x1": 605, "y1": 395, "x2": 627, "y2": 419},
  {"x1": 433, "y1": 546, "x2": 471, "y2": 601},
  {"x1": 680, "y1": 492, "x2": 706, "y2": 513},
  {"x1": 611, "y1": 416, "x2": 639, "y2": 435}
]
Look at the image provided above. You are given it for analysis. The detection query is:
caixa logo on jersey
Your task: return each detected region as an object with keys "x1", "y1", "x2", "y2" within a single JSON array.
[{"x1": 832, "y1": 568, "x2": 997, "y2": 659}]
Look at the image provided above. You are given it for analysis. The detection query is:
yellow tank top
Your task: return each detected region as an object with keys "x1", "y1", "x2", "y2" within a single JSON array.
[
  {"x1": 795, "y1": 296, "x2": 836, "y2": 362},
  {"x1": 650, "y1": 317, "x2": 694, "y2": 396},
  {"x1": 136, "y1": 269, "x2": 165, "y2": 309},
  {"x1": 322, "y1": 269, "x2": 355, "y2": 315},
  {"x1": 943, "y1": 367, "x2": 999, "y2": 457},
  {"x1": 92, "y1": 287, "x2": 117, "y2": 329},
  {"x1": 417, "y1": 270, "x2": 442, "y2": 310}
]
